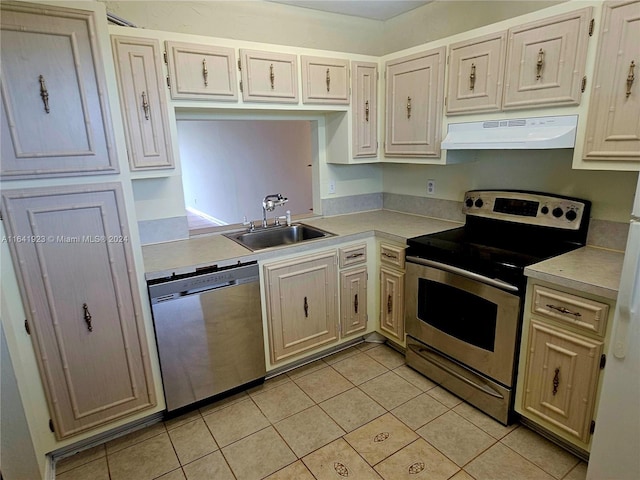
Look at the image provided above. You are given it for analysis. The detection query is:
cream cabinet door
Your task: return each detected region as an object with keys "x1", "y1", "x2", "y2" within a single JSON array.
[
  {"x1": 111, "y1": 36, "x2": 175, "y2": 171},
  {"x1": 239, "y1": 49, "x2": 299, "y2": 103},
  {"x1": 341, "y1": 267, "x2": 368, "y2": 337},
  {"x1": 352, "y1": 61, "x2": 378, "y2": 158},
  {"x1": 264, "y1": 251, "x2": 338, "y2": 363},
  {"x1": 583, "y1": 1, "x2": 640, "y2": 162},
  {"x1": 446, "y1": 31, "x2": 507, "y2": 115},
  {"x1": 301, "y1": 56, "x2": 349, "y2": 104},
  {"x1": 1, "y1": 184, "x2": 156, "y2": 439},
  {"x1": 165, "y1": 41, "x2": 238, "y2": 101},
  {"x1": 385, "y1": 47, "x2": 446, "y2": 157},
  {"x1": 503, "y1": 8, "x2": 592, "y2": 109},
  {"x1": 0, "y1": 2, "x2": 117, "y2": 179},
  {"x1": 522, "y1": 320, "x2": 603, "y2": 443},
  {"x1": 380, "y1": 266, "x2": 405, "y2": 342}
]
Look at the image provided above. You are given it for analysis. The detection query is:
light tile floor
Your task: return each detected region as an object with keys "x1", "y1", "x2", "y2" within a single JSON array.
[{"x1": 55, "y1": 343, "x2": 588, "y2": 480}]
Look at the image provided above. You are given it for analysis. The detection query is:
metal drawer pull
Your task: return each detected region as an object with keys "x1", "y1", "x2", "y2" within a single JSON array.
[
  {"x1": 346, "y1": 252, "x2": 364, "y2": 259},
  {"x1": 387, "y1": 294, "x2": 392, "y2": 314},
  {"x1": 382, "y1": 252, "x2": 397, "y2": 259},
  {"x1": 326, "y1": 68, "x2": 331, "y2": 92},
  {"x1": 354, "y1": 293, "x2": 358, "y2": 314},
  {"x1": 304, "y1": 296, "x2": 309, "y2": 317},
  {"x1": 82, "y1": 303, "x2": 93, "y2": 332},
  {"x1": 546, "y1": 304, "x2": 582, "y2": 317},
  {"x1": 552, "y1": 367, "x2": 560, "y2": 395},
  {"x1": 141, "y1": 91, "x2": 150, "y2": 120},
  {"x1": 365, "y1": 100, "x2": 369, "y2": 122},
  {"x1": 469, "y1": 63, "x2": 476, "y2": 91},
  {"x1": 627, "y1": 60, "x2": 635, "y2": 98},
  {"x1": 269, "y1": 64, "x2": 275, "y2": 89},
  {"x1": 536, "y1": 48, "x2": 545, "y2": 80},
  {"x1": 39, "y1": 75, "x2": 50, "y2": 113},
  {"x1": 407, "y1": 96, "x2": 412, "y2": 119},
  {"x1": 202, "y1": 58, "x2": 208, "y2": 86}
]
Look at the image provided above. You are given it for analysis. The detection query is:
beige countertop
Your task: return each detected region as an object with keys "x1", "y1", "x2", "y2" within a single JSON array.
[
  {"x1": 525, "y1": 246, "x2": 624, "y2": 300},
  {"x1": 142, "y1": 210, "x2": 462, "y2": 279}
]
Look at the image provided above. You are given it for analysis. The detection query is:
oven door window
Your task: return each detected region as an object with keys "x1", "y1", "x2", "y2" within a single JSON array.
[{"x1": 417, "y1": 278, "x2": 497, "y2": 352}]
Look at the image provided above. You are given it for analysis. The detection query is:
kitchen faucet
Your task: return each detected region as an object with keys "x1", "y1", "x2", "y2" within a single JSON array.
[{"x1": 262, "y1": 194, "x2": 288, "y2": 227}]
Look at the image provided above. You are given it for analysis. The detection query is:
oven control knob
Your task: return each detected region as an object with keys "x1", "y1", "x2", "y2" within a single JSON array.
[
  {"x1": 552, "y1": 207, "x2": 564, "y2": 218},
  {"x1": 465, "y1": 198, "x2": 474, "y2": 208},
  {"x1": 541, "y1": 206, "x2": 549, "y2": 215},
  {"x1": 474, "y1": 198, "x2": 484, "y2": 208},
  {"x1": 565, "y1": 210, "x2": 577, "y2": 221}
]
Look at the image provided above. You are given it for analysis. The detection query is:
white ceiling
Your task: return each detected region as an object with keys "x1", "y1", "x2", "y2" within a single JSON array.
[{"x1": 270, "y1": 1, "x2": 433, "y2": 21}]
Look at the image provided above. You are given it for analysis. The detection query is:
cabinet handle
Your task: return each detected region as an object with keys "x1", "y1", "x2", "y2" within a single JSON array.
[
  {"x1": 382, "y1": 252, "x2": 397, "y2": 259},
  {"x1": 552, "y1": 367, "x2": 560, "y2": 395},
  {"x1": 202, "y1": 58, "x2": 208, "y2": 87},
  {"x1": 304, "y1": 296, "x2": 309, "y2": 317},
  {"x1": 354, "y1": 293, "x2": 359, "y2": 314},
  {"x1": 407, "y1": 96, "x2": 412, "y2": 119},
  {"x1": 536, "y1": 48, "x2": 544, "y2": 80},
  {"x1": 270, "y1": 64, "x2": 275, "y2": 89},
  {"x1": 346, "y1": 252, "x2": 364, "y2": 259},
  {"x1": 141, "y1": 91, "x2": 150, "y2": 120},
  {"x1": 82, "y1": 303, "x2": 93, "y2": 332},
  {"x1": 469, "y1": 63, "x2": 476, "y2": 91},
  {"x1": 387, "y1": 294, "x2": 392, "y2": 314},
  {"x1": 546, "y1": 304, "x2": 582, "y2": 317},
  {"x1": 326, "y1": 68, "x2": 331, "y2": 92},
  {"x1": 365, "y1": 100, "x2": 369, "y2": 122},
  {"x1": 626, "y1": 60, "x2": 635, "y2": 98},
  {"x1": 38, "y1": 75, "x2": 50, "y2": 114}
]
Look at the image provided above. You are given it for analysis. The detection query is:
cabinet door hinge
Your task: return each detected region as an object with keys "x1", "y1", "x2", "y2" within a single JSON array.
[
  {"x1": 24, "y1": 319, "x2": 31, "y2": 335},
  {"x1": 600, "y1": 353, "x2": 606, "y2": 369},
  {"x1": 163, "y1": 51, "x2": 168, "y2": 64},
  {"x1": 447, "y1": 55, "x2": 450, "y2": 65},
  {"x1": 581, "y1": 76, "x2": 587, "y2": 93},
  {"x1": 239, "y1": 80, "x2": 243, "y2": 93},
  {"x1": 166, "y1": 76, "x2": 171, "y2": 89},
  {"x1": 49, "y1": 419, "x2": 55, "y2": 433},
  {"x1": 589, "y1": 18, "x2": 595, "y2": 36},
  {"x1": 590, "y1": 420, "x2": 596, "y2": 434},
  {"x1": 237, "y1": 59, "x2": 242, "y2": 71},
  {"x1": 444, "y1": 96, "x2": 447, "y2": 107}
]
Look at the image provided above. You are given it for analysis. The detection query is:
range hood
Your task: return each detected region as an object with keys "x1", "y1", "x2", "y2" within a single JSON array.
[{"x1": 441, "y1": 115, "x2": 578, "y2": 150}]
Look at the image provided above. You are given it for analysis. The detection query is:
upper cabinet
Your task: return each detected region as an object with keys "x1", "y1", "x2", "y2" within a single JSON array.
[
  {"x1": 0, "y1": 2, "x2": 118, "y2": 179},
  {"x1": 301, "y1": 55, "x2": 349, "y2": 104},
  {"x1": 239, "y1": 49, "x2": 299, "y2": 103},
  {"x1": 446, "y1": 31, "x2": 507, "y2": 115},
  {"x1": 165, "y1": 41, "x2": 238, "y2": 101},
  {"x1": 351, "y1": 61, "x2": 378, "y2": 158},
  {"x1": 582, "y1": 1, "x2": 640, "y2": 164},
  {"x1": 111, "y1": 35, "x2": 175, "y2": 171},
  {"x1": 503, "y1": 8, "x2": 592, "y2": 110},
  {"x1": 384, "y1": 47, "x2": 446, "y2": 158}
]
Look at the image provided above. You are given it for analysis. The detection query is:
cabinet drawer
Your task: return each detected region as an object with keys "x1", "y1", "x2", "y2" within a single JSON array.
[
  {"x1": 532, "y1": 285, "x2": 609, "y2": 336},
  {"x1": 380, "y1": 243, "x2": 405, "y2": 269},
  {"x1": 339, "y1": 244, "x2": 367, "y2": 268}
]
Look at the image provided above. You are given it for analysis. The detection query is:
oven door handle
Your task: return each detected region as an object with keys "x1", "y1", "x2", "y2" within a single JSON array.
[{"x1": 406, "y1": 256, "x2": 520, "y2": 293}]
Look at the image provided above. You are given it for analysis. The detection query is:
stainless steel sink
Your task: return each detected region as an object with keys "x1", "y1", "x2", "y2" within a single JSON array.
[{"x1": 223, "y1": 223, "x2": 334, "y2": 251}]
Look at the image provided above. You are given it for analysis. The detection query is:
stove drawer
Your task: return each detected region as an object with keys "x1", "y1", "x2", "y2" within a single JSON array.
[{"x1": 532, "y1": 285, "x2": 609, "y2": 337}]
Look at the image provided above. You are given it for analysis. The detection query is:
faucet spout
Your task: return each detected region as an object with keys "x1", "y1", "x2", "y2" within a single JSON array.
[{"x1": 262, "y1": 193, "x2": 288, "y2": 227}]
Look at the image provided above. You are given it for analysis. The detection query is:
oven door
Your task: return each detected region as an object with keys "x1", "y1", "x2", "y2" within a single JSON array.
[{"x1": 405, "y1": 257, "x2": 521, "y2": 386}]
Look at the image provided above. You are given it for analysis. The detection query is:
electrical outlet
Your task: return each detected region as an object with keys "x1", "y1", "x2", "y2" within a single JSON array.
[
  {"x1": 427, "y1": 179, "x2": 436, "y2": 195},
  {"x1": 328, "y1": 180, "x2": 336, "y2": 194}
]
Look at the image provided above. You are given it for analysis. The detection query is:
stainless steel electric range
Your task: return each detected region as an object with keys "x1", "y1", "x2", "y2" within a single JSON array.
[{"x1": 404, "y1": 190, "x2": 591, "y2": 425}]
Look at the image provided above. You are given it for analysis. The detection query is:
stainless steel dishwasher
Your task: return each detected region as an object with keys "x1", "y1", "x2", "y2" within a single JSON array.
[{"x1": 148, "y1": 262, "x2": 265, "y2": 412}]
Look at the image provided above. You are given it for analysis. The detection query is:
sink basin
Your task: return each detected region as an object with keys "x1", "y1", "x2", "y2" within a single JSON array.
[{"x1": 224, "y1": 223, "x2": 334, "y2": 251}]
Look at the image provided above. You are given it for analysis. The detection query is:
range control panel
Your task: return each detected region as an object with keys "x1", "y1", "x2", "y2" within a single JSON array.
[{"x1": 462, "y1": 190, "x2": 589, "y2": 230}]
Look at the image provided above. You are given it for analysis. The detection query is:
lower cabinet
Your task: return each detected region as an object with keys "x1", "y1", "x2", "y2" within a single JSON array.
[
  {"x1": 264, "y1": 250, "x2": 339, "y2": 364},
  {"x1": 516, "y1": 280, "x2": 612, "y2": 451},
  {"x1": 379, "y1": 243, "x2": 406, "y2": 344},
  {"x1": 1, "y1": 183, "x2": 156, "y2": 439}
]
